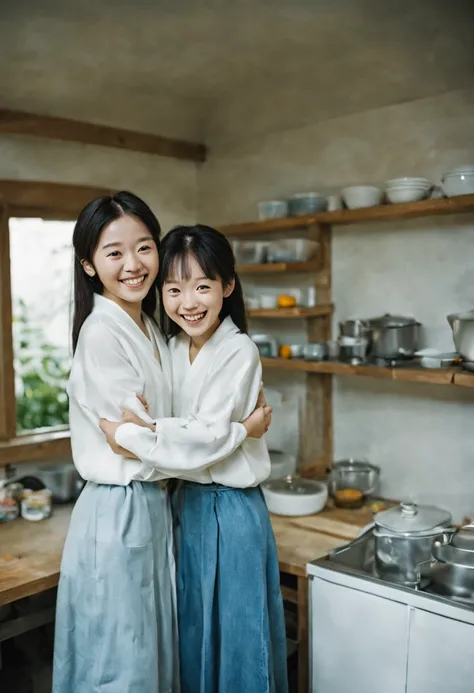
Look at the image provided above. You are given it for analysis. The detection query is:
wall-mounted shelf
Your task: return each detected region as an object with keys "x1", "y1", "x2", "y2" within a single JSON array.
[
  {"x1": 222, "y1": 193, "x2": 474, "y2": 238},
  {"x1": 248, "y1": 304, "x2": 333, "y2": 319},
  {"x1": 237, "y1": 260, "x2": 320, "y2": 274},
  {"x1": 261, "y1": 357, "x2": 474, "y2": 388}
]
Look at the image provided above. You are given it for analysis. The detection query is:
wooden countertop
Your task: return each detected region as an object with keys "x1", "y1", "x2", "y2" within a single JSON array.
[{"x1": 0, "y1": 501, "x2": 375, "y2": 605}]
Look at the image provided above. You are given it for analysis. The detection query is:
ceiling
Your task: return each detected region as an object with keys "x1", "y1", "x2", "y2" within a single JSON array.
[{"x1": 1, "y1": 0, "x2": 473, "y2": 147}]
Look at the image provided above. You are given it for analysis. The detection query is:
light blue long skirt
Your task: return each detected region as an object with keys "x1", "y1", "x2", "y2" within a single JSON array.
[
  {"x1": 176, "y1": 483, "x2": 288, "y2": 693},
  {"x1": 52, "y1": 481, "x2": 179, "y2": 693}
]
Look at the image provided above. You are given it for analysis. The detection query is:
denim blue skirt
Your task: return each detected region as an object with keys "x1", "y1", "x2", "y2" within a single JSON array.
[
  {"x1": 52, "y1": 481, "x2": 179, "y2": 693},
  {"x1": 175, "y1": 483, "x2": 288, "y2": 693}
]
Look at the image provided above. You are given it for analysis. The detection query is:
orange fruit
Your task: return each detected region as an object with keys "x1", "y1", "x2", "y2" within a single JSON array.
[
  {"x1": 279, "y1": 344, "x2": 292, "y2": 359},
  {"x1": 278, "y1": 294, "x2": 297, "y2": 308}
]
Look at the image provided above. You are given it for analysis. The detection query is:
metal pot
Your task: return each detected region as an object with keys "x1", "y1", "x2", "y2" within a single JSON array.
[
  {"x1": 431, "y1": 524, "x2": 474, "y2": 599},
  {"x1": 35, "y1": 463, "x2": 84, "y2": 503},
  {"x1": 372, "y1": 501, "x2": 453, "y2": 586},
  {"x1": 367, "y1": 313, "x2": 421, "y2": 360},
  {"x1": 447, "y1": 310, "x2": 474, "y2": 362},
  {"x1": 338, "y1": 319, "x2": 372, "y2": 341}
]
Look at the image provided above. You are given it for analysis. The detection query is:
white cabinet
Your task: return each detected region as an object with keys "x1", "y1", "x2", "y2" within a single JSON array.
[
  {"x1": 406, "y1": 608, "x2": 474, "y2": 693},
  {"x1": 310, "y1": 575, "x2": 409, "y2": 693}
]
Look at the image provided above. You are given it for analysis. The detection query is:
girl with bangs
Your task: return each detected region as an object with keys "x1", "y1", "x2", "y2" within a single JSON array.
[{"x1": 100, "y1": 225, "x2": 288, "y2": 693}]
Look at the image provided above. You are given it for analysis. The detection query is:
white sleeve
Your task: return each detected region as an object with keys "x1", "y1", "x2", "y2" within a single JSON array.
[
  {"x1": 114, "y1": 342, "x2": 261, "y2": 475},
  {"x1": 69, "y1": 320, "x2": 157, "y2": 484}
]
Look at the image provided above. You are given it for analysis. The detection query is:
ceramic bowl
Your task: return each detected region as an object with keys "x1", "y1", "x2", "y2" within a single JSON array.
[
  {"x1": 258, "y1": 200, "x2": 288, "y2": 220},
  {"x1": 341, "y1": 186, "x2": 383, "y2": 209}
]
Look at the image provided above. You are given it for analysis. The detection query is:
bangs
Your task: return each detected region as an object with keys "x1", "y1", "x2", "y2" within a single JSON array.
[{"x1": 163, "y1": 248, "x2": 219, "y2": 283}]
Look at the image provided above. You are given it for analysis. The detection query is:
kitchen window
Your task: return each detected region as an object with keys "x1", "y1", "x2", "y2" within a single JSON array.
[{"x1": 0, "y1": 181, "x2": 112, "y2": 466}]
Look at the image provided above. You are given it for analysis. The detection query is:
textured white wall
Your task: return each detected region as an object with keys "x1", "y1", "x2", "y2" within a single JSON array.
[{"x1": 198, "y1": 87, "x2": 474, "y2": 521}]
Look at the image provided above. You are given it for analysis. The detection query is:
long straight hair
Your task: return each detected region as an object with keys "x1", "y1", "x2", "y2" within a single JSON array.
[
  {"x1": 72, "y1": 191, "x2": 161, "y2": 352},
  {"x1": 158, "y1": 224, "x2": 247, "y2": 340}
]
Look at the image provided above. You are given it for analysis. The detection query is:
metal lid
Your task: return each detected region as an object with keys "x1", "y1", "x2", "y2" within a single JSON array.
[
  {"x1": 375, "y1": 501, "x2": 452, "y2": 534},
  {"x1": 451, "y1": 525, "x2": 474, "y2": 551},
  {"x1": 263, "y1": 475, "x2": 326, "y2": 497},
  {"x1": 368, "y1": 313, "x2": 418, "y2": 328}
]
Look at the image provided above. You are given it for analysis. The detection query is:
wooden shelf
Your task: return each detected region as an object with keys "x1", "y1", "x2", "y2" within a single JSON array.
[
  {"x1": 222, "y1": 194, "x2": 474, "y2": 237},
  {"x1": 237, "y1": 260, "x2": 320, "y2": 274},
  {"x1": 261, "y1": 358, "x2": 474, "y2": 388},
  {"x1": 248, "y1": 304, "x2": 333, "y2": 319}
]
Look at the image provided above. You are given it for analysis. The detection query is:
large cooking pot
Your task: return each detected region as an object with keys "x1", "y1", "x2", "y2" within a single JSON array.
[
  {"x1": 431, "y1": 524, "x2": 474, "y2": 600},
  {"x1": 372, "y1": 501, "x2": 453, "y2": 586},
  {"x1": 367, "y1": 314, "x2": 421, "y2": 360},
  {"x1": 447, "y1": 310, "x2": 474, "y2": 362}
]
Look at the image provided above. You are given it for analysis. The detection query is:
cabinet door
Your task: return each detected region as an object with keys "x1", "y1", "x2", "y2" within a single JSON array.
[
  {"x1": 407, "y1": 608, "x2": 474, "y2": 693},
  {"x1": 310, "y1": 576, "x2": 409, "y2": 693}
]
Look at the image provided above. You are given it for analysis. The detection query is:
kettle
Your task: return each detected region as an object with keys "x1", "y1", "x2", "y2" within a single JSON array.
[{"x1": 447, "y1": 310, "x2": 474, "y2": 362}]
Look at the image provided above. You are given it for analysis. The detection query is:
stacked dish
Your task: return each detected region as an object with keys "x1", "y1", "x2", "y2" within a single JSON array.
[
  {"x1": 441, "y1": 166, "x2": 474, "y2": 197},
  {"x1": 384, "y1": 177, "x2": 432, "y2": 204}
]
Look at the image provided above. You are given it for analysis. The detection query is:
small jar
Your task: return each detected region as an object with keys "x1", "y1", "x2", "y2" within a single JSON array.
[
  {"x1": 0, "y1": 487, "x2": 20, "y2": 522},
  {"x1": 21, "y1": 489, "x2": 52, "y2": 521}
]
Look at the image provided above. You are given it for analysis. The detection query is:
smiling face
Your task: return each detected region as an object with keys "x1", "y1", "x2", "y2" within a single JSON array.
[
  {"x1": 82, "y1": 214, "x2": 159, "y2": 314},
  {"x1": 162, "y1": 252, "x2": 234, "y2": 346}
]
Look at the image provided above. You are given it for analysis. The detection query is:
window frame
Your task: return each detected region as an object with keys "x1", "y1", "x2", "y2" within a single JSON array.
[{"x1": 0, "y1": 180, "x2": 112, "y2": 467}]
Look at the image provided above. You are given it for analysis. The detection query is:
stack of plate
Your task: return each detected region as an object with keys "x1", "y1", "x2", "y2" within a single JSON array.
[{"x1": 384, "y1": 177, "x2": 432, "y2": 204}]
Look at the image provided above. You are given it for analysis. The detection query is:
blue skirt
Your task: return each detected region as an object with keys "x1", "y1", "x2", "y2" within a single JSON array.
[
  {"x1": 176, "y1": 483, "x2": 288, "y2": 693},
  {"x1": 52, "y1": 481, "x2": 179, "y2": 693}
]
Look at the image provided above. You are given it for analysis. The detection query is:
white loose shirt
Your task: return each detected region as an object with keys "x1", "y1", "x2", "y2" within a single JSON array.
[
  {"x1": 115, "y1": 317, "x2": 271, "y2": 488},
  {"x1": 68, "y1": 294, "x2": 173, "y2": 485}
]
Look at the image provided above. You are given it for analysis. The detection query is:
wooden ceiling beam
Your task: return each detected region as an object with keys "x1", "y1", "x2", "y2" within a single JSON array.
[
  {"x1": 0, "y1": 181, "x2": 114, "y2": 217},
  {"x1": 0, "y1": 109, "x2": 207, "y2": 163}
]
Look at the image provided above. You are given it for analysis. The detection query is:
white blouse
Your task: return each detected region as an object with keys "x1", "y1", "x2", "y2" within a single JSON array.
[
  {"x1": 115, "y1": 317, "x2": 271, "y2": 488},
  {"x1": 68, "y1": 294, "x2": 173, "y2": 485}
]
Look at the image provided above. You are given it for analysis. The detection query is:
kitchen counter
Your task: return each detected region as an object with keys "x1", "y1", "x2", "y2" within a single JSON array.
[
  {"x1": 0, "y1": 500, "x2": 373, "y2": 605},
  {"x1": 0, "y1": 505, "x2": 72, "y2": 606}
]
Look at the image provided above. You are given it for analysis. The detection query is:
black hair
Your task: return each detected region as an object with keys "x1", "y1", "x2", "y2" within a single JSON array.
[
  {"x1": 158, "y1": 224, "x2": 247, "y2": 339},
  {"x1": 72, "y1": 190, "x2": 161, "y2": 352}
]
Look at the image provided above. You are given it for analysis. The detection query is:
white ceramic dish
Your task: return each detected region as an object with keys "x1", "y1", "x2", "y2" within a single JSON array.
[
  {"x1": 416, "y1": 348, "x2": 458, "y2": 369},
  {"x1": 341, "y1": 186, "x2": 383, "y2": 209},
  {"x1": 442, "y1": 167, "x2": 474, "y2": 197},
  {"x1": 262, "y1": 476, "x2": 328, "y2": 516},
  {"x1": 259, "y1": 295, "x2": 278, "y2": 309},
  {"x1": 385, "y1": 177, "x2": 431, "y2": 188},
  {"x1": 385, "y1": 186, "x2": 430, "y2": 204}
]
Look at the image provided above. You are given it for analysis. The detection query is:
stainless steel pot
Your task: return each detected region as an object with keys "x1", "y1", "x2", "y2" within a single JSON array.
[
  {"x1": 372, "y1": 501, "x2": 453, "y2": 586},
  {"x1": 431, "y1": 524, "x2": 474, "y2": 599},
  {"x1": 447, "y1": 310, "x2": 474, "y2": 362},
  {"x1": 367, "y1": 313, "x2": 421, "y2": 360},
  {"x1": 35, "y1": 463, "x2": 84, "y2": 503},
  {"x1": 339, "y1": 319, "x2": 372, "y2": 341}
]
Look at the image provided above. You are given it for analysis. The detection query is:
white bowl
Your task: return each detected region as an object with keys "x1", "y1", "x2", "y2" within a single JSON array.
[
  {"x1": 341, "y1": 186, "x2": 383, "y2": 209},
  {"x1": 385, "y1": 186, "x2": 431, "y2": 204},
  {"x1": 262, "y1": 476, "x2": 328, "y2": 516},
  {"x1": 385, "y1": 177, "x2": 431, "y2": 189},
  {"x1": 260, "y1": 294, "x2": 278, "y2": 309},
  {"x1": 442, "y1": 170, "x2": 474, "y2": 198}
]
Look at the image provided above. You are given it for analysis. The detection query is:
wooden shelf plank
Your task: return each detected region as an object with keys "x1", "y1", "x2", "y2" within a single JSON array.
[
  {"x1": 260, "y1": 358, "x2": 474, "y2": 387},
  {"x1": 0, "y1": 430, "x2": 71, "y2": 467},
  {"x1": 237, "y1": 260, "x2": 320, "y2": 274},
  {"x1": 248, "y1": 304, "x2": 333, "y2": 318},
  {"x1": 221, "y1": 194, "x2": 474, "y2": 237}
]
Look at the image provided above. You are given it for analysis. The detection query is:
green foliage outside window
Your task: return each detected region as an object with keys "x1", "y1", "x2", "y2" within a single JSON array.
[{"x1": 13, "y1": 299, "x2": 70, "y2": 432}]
